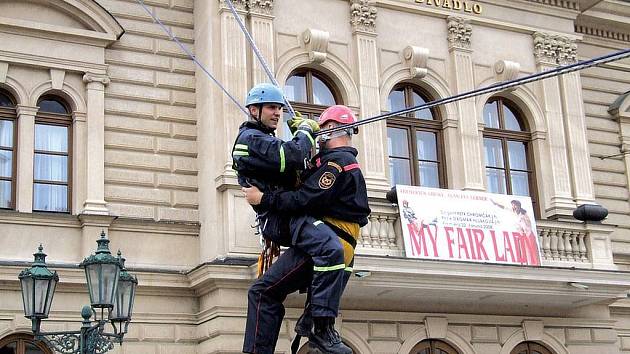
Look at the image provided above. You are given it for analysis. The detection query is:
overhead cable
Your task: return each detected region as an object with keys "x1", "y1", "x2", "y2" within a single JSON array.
[
  {"x1": 136, "y1": 0, "x2": 249, "y2": 116},
  {"x1": 223, "y1": 0, "x2": 297, "y2": 117},
  {"x1": 316, "y1": 48, "x2": 630, "y2": 136}
]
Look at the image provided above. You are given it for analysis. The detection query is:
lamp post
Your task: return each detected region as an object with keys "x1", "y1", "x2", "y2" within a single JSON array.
[{"x1": 18, "y1": 231, "x2": 137, "y2": 354}]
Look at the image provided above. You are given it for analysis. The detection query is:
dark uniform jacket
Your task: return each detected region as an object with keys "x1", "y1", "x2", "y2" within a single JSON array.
[
  {"x1": 260, "y1": 146, "x2": 371, "y2": 227},
  {"x1": 232, "y1": 120, "x2": 314, "y2": 195}
]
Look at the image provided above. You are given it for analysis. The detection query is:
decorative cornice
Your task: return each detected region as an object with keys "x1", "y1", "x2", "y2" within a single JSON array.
[
  {"x1": 219, "y1": 0, "x2": 247, "y2": 11},
  {"x1": 83, "y1": 72, "x2": 110, "y2": 86},
  {"x1": 247, "y1": 0, "x2": 274, "y2": 15},
  {"x1": 447, "y1": 16, "x2": 472, "y2": 51},
  {"x1": 401, "y1": 45, "x2": 429, "y2": 79},
  {"x1": 350, "y1": 0, "x2": 377, "y2": 33},
  {"x1": 523, "y1": 0, "x2": 578, "y2": 11},
  {"x1": 575, "y1": 23, "x2": 630, "y2": 43},
  {"x1": 302, "y1": 28, "x2": 329, "y2": 64},
  {"x1": 533, "y1": 32, "x2": 577, "y2": 66}
]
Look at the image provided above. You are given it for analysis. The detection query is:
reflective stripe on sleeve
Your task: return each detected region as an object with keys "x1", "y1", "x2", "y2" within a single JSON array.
[
  {"x1": 232, "y1": 151, "x2": 249, "y2": 156},
  {"x1": 344, "y1": 267, "x2": 353, "y2": 272},
  {"x1": 295, "y1": 129, "x2": 315, "y2": 146},
  {"x1": 234, "y1": 144, "x2": 248, "y2": 151},
  {"x1": 313, "y1": 220, "x2": 323, "y2": 226},
  {"x1": 279, "y1": 146, "x2": 286, "y2": 172},
  {"x1": 313, "y1": 263, "x2": 346, "y2": 272}
]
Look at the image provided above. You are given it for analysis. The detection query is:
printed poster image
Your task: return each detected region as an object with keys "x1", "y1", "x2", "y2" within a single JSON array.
[{"x1": 397, "y1": 185, "x2": 541, "y2": 266}]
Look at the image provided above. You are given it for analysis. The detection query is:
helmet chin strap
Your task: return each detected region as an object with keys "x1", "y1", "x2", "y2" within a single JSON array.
[{"x1": 318, "y1": 128, "x2": 354, "y2": 148}]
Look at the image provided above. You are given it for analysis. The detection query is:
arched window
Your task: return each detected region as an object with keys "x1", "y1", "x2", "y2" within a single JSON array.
[
  {"x1": 0, "y1": 333, "x2": 52, "y2": 354},
  {"x1": 511, "y1": 341, "x2": 554, "y2": 354},
  {"x1": 34, "y1": 96, "x2": 72, "y2": 213},
  {"x1": 387, "y1": 84, "x2": 444, "y2": 188},
  {"x1": 283, "y1": 69, "x2": 341, "y2": 138},
  {"x1": 483, "y1": 98, "x2": 538, "y2": 214},
  {"x1": 410, "y1": 339, "x2": 460, "y2": 354},
  {"x1": 0, "y1": 90, "x2": 17, "y2": 210}
]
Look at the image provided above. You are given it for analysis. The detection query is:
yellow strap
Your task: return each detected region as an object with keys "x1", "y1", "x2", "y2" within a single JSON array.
[
  {"x1": 313, "y1": 263, "x2": 346, "y2": 272},
  {"x1": 279, "y1": 146, "x2": 286, "y2": 173},
  {"x1": 345, "y1": 267, "x2": 353, "y2": 272}
]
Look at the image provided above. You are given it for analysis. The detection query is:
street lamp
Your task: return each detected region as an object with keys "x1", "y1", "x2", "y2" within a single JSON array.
[{"x1": 18, "y1": 231, "x2": 137, "y2": 354}]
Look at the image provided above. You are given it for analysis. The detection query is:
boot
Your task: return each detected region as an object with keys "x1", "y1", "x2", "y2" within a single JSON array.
[
  {"x1": 295, "y1": 311, "x2": 313, "y2": 337},
  {"x1": 308, "y1": 317, "x2": 352, "y2": 354}
]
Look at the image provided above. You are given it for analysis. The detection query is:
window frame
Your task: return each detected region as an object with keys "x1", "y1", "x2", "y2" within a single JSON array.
[
  {"x1": 33, "y1": 95, "x2": 73, "y2": 213},
  {"x1": 0, "y1": 333, "x2": 53, "y2": 354},
  {"x1": 483, "y1": 98, "x2": 539, "y2": 216},
  {"x1": 0, "y1": 90, "x2": 17, "y2": 210},
  {"x1": 410, "y1": 339, "x2": 460, "y2": 354},
  {"x1": 285, "y1": 69, "x2": 342, "y2": 120},
  {"x1": 511, "y1": 341, "x2": 554, "y2": 354},
  {"x1": 387, "y1": 83, "x2": 446, "y2": 188}
]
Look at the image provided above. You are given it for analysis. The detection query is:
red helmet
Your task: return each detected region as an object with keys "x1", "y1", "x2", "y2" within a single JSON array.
[{"x1": 318, "y1": 105, "x2": 357, "y2": 127}]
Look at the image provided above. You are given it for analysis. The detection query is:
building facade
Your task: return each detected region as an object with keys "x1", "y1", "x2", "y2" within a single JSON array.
[{"x1": 0, "y1": 0, "x2": 629, "y2": 353}]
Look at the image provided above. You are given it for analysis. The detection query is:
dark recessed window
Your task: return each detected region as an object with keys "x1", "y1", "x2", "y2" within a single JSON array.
[
  {"x1": 511, "y1": 341, "x2": 554, "y2": 354},
  {"x1": 410, "y1": 340, "x2": 460, "y2": 354},
  {"x1": 34, "y1": 96, "x2": 72, "y2": 213},
  {"x1": 387, "y1": 84, "x2": 445, "y2": 188}
]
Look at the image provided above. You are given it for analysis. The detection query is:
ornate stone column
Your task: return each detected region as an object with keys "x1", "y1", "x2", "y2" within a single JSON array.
[
  {"x1": 533, "y1": 32, "x2": 575, "y2": 218},
  {"x1": 15, "y1": 105, "x2": 37, "y2": 213},
  {"x1": 82, "y1": 73, "x2": 110, "y2": 215},
  {"x1": 557, "y1": 37, "x2": 596, "y2": 206},
  {"x1": 248, "y1": 0, "x2": 275, "y2": 85},
  {"x1": 447, "y1": 17, "x2": 484, "y2": 191},
  {"x1": 350, "y1": 0, "x2": 390, "y2": 195}
]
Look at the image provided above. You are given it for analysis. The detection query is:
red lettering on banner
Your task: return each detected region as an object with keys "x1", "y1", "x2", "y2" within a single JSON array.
[
  {"x1": 472, "y1": 228, "x2": 489, "y2": 261},
  {"x1": 502, "y1": 231, "x2": 516, "y2": 262},
  {"x1": 423, "y1": 223, "x2": 440, "y2": 257},
  {"x1": 456, "y1": 228, "x2": 470, "y2": 259},
  {"x1": 466, "y1": 228, "x2": 477, "y2": 260},
  {"x1": 490, "y1": 230, "x2": 506, "y2": 262},
  {"x1": 407, "y1": 223, "x2": 427, "y2": 257},
  {"x1": 444, "y1": 226, "x2": 455, "y2": 258}
]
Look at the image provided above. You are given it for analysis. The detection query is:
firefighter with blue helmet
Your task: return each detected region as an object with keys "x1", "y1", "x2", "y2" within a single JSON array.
[
  {"x1": 235, "y1": 84, "x2": 357, "y2": 354},
  {"x1": 242, "y1": 105, "x2": 371, "y2": 354}
]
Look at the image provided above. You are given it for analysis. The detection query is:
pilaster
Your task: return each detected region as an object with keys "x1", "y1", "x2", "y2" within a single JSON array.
[
  {"x1": 15, "y1": 105, "x2": 37, "y2": 213},
  {"x1": 532, "y1": 32, "x2": 575, "y2": 218},
  {"x1": 447, "y1": 16, "x2": 484, "y2": 191},
  {"x1": 247, "y1": 0, "x2": 275, "y2": 85},
  {"x1": 81, "y1": 72, "x2": 110, "y2": 216},
  {"x1": 350, "y1": 0, "x2": 390, "y2": 195},
  {"x1": 557, "y1": 37, "x2": 596, "y2": 206}
]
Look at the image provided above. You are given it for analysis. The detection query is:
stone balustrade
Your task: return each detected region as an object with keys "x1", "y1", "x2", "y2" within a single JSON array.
[{"x1": 537, "y1": 221, "x2": 588, "y2": 264}]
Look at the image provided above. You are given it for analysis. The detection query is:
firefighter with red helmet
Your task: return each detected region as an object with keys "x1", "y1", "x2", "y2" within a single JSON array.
[{"x1": 243, "y1": 105, "x2": 371, "y2": 354}]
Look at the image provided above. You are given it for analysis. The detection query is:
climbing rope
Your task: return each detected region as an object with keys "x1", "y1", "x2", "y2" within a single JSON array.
[
  {"x1": 136, "y1": 0, "x2": 249, "y2": 117},
  {"x1": 223, "y1": 0, "x2": 297, "y2": 117},
  {"x1": 316, "y1": 47, "x2": 630, "y2": 137}
]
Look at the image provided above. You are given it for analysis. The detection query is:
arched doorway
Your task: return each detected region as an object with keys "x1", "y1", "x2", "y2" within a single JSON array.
[
  {"x1": 0, "y1": 334, "x2": 52, "y2": 354},
  {"x1": 410, "y1": 339, "x2": 460, "y2": 354}
]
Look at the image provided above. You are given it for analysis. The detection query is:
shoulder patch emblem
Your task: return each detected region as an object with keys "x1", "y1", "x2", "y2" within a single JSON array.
[
  {"x1": 327, "y1": 161, "x2": 343, "y2": 173},
  {"x1": 318, "y1": 172, "x2": 336, "y2": 189}
]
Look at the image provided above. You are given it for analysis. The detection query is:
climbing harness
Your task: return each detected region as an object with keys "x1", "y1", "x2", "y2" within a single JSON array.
[
  {"x1": 136, "y1": 0, "x2": 248, "y2": 116},
  {"x1": 316, "y1": 47, "x2": 630, "y2": 137},
  {"x1": 223, "y1": 0, "x2": 297, "y2": 117}
]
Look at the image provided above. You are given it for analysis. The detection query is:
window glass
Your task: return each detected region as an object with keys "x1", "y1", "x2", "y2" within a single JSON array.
[
  {"x1": 0, "y1": 150, "x2": 12, "y2": 177},
  {"x1": 418, "y1": 161, "x2": 439, "y2": 188},
  {"x1": 24, "y1": 343, "x2": 45, "y2": 354},
  {"x1": 312, "y1": 76, "x2": 335, "y2": 106},
  {"x1": 0, "y1": 92, "x2": 14, "y2": 107},
  {"x1": 484, "y1": 138, "x2": 504, "y2": 168},
  {"x1": 412, "y1": 91, "x2": 433, "y2": 120},
  {"x1": 388, "y1": 89, "x2": 405, "y2": 112},
  {"x1": 0, "y1": 180, "x2": 10, "y2": 209},
  {"x1": 416, "y1": 131, "x2": 437, "y2": 161},
  {"x1": 35, "y1": 125, "x2": 68, "y2": 153},
  {"x1": 486, "y1": 169, "x2": 507, "y2": 194},
  {"x1": 34, "y1": 155, "x2": 68, "y2": 182},
  {"x1": 483, "y1": 101, "x2": 500, "y2": 129},
  {"x1": 511, "y1": 171, "x2": 530, "y2": 196},
  {"x1": 38, "y1": 99, "x2": 68, "y2": 114},
  {"x1": 0, "y1": 120, "x2": 13, "y2": 147},
  {"x1": 388, "y1": 127, "x2": 410, "y2": 158},
  {"x1": 390, "y1": 158, "x2": 412, "y2": 186},
  {"x1": 33, "y1": 184, "x2": 68, "y2": 212},
  {"x1": 285, "y1": 74, "x2": 307, "y2": 103},
  {"x1": 508, "y1": 141, "x2": 527, "y2": 170},
  {"x1": 503, "y1": 104, "x2": 523, "y2": 131}
]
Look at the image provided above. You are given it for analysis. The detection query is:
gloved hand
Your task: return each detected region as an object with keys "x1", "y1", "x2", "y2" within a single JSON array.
[
  {"x1": 297, "y1": 118, "x2": 320, "y2": 134},
  {"x1": 286, "y1": 111, "x2": 303, "y2": 134}
]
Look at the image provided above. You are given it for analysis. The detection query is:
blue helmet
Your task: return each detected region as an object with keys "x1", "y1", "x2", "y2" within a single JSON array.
[{"x1": 245, "y1": 83, "x2": 286, "y2": 108}]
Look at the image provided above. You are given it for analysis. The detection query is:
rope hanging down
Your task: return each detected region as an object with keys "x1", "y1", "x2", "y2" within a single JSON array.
[
  {"x1": 316, "y1": 47, "x2": 630, "y2": 137},
  {"x1": 136, "y1": 0, "x2": 249, "y2": 117},
  {"x1": 223, "y1": 0, "x2": 297, "y2": 117}
]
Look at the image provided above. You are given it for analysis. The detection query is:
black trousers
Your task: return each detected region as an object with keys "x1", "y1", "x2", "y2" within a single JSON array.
[{"x1": 243, "y1": 215, "x2": 346, "y2": 354}]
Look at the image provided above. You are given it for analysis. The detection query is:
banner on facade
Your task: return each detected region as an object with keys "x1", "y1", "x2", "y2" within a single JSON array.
[{"x1": 397, "y1": 185, "x2": 541, "y2": 266}]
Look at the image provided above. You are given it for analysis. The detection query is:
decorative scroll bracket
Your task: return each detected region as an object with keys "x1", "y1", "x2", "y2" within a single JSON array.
[
  {"x1": 401, "y1": 45, "x2": 429, "y2": 79},
  {"x1": 302, "y1": 28, "x2": 330, "y2": 64},
  {"x1": 494, "y1": 59, "x2": 520, "y2": 90}
]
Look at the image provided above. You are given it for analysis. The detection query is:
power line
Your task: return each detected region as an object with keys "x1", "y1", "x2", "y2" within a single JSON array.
[{"x1": 316, "y1": 48, "x2": 630, "y2": 136}]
